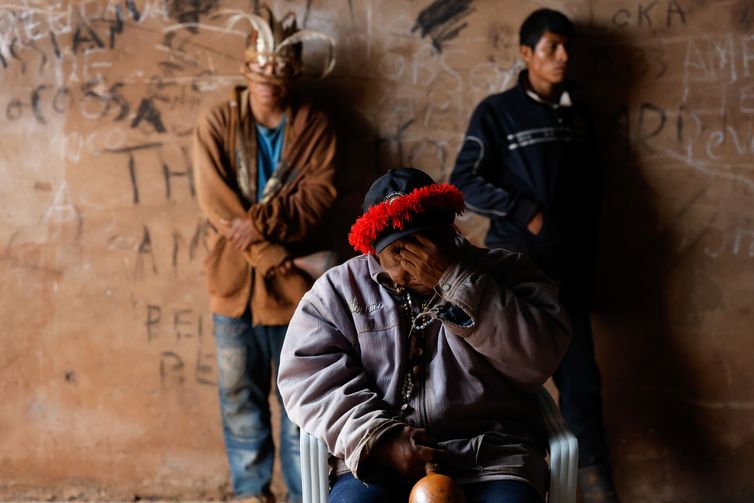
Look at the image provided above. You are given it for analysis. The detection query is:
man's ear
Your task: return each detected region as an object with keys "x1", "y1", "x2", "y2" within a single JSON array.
[{"x1": 519, "y1": 45, "x2": 532, "y2": 65}]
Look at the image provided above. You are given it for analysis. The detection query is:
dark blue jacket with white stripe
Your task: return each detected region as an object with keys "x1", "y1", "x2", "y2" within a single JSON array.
[{"x1": 450, "y1": 71, "x2": 599, "y2": 280}]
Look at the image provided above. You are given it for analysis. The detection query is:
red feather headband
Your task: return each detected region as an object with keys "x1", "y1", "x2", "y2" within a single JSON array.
[{"x1": 348, "y1": 184, "x2": 465, "y2": 255}]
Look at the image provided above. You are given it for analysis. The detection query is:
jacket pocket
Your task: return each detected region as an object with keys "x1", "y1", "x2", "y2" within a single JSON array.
[
  {"x1": 474, "y1": 431, "x2": 538, "y2": 471},
  {"x1": 205, "y1": 237, "x2": 249, "y2": 297}
]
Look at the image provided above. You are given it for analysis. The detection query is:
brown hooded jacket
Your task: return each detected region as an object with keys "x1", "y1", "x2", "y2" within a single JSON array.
[{"x1": 193, "y1": 87, "x2": 337, "y2": 324}]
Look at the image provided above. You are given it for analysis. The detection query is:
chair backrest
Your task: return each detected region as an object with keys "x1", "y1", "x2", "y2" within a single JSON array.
[
  {"x1": 299, "y1": 387, "x2": 578, "y2": 503},
  {"x1": 300, "y1": 431, "x2": 329, "y2": 503},
  {"x1": 536, "y1": 387, "x2": 578, "y2": 503}
]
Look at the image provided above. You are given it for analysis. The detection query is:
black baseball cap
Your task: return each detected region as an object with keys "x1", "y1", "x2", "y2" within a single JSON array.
[{"x1": 349, "y1": 167, "x2": 464, "y2": 254}]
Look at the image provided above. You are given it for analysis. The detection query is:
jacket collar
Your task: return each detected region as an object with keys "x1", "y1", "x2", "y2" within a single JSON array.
[
  {"x1": 517, "y1": 70, "x2": 573, "y2": 108},
  {"x1": 526, "y1": 88, "x2": 572, "y2": 107},
  {"x1": 366, "y1": 254, "x2": 401, "y2": 294}
]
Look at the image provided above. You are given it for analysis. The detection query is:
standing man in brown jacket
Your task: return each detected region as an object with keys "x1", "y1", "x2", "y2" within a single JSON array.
[{"x1": 192, "y1": 9, "x2": 336, "y2": 503}]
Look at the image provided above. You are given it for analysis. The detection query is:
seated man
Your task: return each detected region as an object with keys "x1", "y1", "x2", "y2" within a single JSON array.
[{"x1": 278, "y1": 168, "x2": 571, "y2": 503}]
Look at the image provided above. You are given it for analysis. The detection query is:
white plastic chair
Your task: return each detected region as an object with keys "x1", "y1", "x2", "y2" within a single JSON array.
[
  {"x1": 537, "y1": 387, "x2": 578, "y2": 503},
  {"x1": 300, "y1": 429, "x2": 330, "y2": 503},
  {"x1": 300, "y1": 387, "x2": 577, "y2": 503}
]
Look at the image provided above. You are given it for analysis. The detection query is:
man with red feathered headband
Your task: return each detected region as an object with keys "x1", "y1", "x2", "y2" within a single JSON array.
[
  {"x1": 278, "y1": 168, "x2": 572, "y2": 502},
  {"x1": 192, "y1": 6, "x2": 337, "y2": 503}
]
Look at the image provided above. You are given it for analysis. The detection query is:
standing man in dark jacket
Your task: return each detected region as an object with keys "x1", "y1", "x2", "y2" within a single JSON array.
[{"x1": 450, "y1": 9, "x2": 619, "y2": 503}]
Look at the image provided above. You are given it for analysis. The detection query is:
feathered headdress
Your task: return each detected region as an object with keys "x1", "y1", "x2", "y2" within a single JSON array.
[
  {"x1": 348, "y1": 168, "x2": 465, "y2": 255},
  {"x1": 215, "y1": 6, "x2": 336, "y2": 79}
]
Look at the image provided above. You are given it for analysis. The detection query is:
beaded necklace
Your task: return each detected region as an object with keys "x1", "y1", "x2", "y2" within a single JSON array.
[{"x1": 397, "y1": 287, "x2": 434, "y2": 416}]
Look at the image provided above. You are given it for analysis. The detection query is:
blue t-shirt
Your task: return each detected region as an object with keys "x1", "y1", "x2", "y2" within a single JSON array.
[{"x1": 256, "y1": 116, "x2": 286, "y2": 201}]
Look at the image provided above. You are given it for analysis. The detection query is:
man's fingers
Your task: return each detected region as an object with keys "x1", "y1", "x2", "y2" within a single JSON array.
[
  {"x1": 271, "y1": 260, "x2": 293, "y2": 276},
  {"x1": 400, "y1": 258, "x2": 420, "y2": 276},
  {"x1": 399, "y1": 245, "x2": 426, "y2": 266},
  {"x1": 402, "y1": 239, "x2": 430, "y2": 258},
  {"x1": 413, "y1": 233, "x2": 431, "y2": 243},
  {"x1": 279, "y1": 260, "x2": 291, "y2": 273},
  {"x1": 413, "y1": 444, "x2": 442, "y2": 463},
  {"x1": 431, "y1": 447, "x2": 452, "y2": 465},
  {"x1": 401, "y1": 258, "x2": 432, "y2": 281},
  {"x1": 412, "y1": 429, "x2": 437, "y2": 446},
  {"x1": 400, "y1": 246, "x2": 425, "y2": 263},
  {"x1": 411, "y1": 233, "x2": 438, "y2": 248}
]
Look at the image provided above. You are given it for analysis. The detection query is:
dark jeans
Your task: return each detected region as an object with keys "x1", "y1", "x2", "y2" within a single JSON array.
[
  {"x1": 553, "y1": 288, "x2": 610, "y2": 467},
  {"x1": 497, "y1": 243, "x2": 610, "y2": 468},
  {"x1": 329, "y1": 473, "x2": 543, "y2": 503}
]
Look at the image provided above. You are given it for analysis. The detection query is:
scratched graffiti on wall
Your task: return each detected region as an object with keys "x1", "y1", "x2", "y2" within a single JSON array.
[{"x1": 2, "y1": 0, "x2": 754, "y2": 394}]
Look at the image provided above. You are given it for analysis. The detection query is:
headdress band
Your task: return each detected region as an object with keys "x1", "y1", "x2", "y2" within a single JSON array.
[{"x1": 348, "y1": 184, "x2": 465, "y2": 255}]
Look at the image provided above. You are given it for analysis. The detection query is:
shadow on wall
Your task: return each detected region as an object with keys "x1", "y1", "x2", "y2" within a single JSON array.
[
  {"x1": 571, "y1": 24, "x2": 717, "y2": 500},
  {"x1": 288, "y1": 77, "x2": 385, "y2": 262}
]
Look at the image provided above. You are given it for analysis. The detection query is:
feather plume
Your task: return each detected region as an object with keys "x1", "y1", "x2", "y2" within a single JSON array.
[{"x1": 348, "y1": 184, "x2": 465, "y2": 255}]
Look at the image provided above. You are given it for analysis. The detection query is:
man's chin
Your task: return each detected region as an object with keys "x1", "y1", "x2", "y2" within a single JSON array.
[
  {"x1": 249, "y1": 84, "x2": 288, "y2": 106},
  {"x1": 254, "y1": 85, "x2": 279, "y2": 98},
  {"x1": 549, "y1": 71, "x2": 567, "y2": 84},
  {"x1": 246, "y1": 74, "x2": 288, "y2": 92}
]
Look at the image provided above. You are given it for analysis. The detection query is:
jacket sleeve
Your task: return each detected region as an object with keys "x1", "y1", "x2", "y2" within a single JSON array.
[
  {"x1": 249, "y1": 114, "x2": 337, "y2": 244},
  {"x1": 449, "y1": 100, "x2": 540, "y2": 229},
  {"x1": 277, "y1": 283, "x2": 403, "y2": 478},
  {"x1": 434, "y1": 249, "x2": 571, "y2": 386},
  {"x1": 192, "y1": 105, "x2": 254, "y2": 239}
]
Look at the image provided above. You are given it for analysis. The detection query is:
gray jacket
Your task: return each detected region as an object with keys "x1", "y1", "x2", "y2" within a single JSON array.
[{"x1": 278, "y1": 242, "x2": 571, "y2": 495}]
